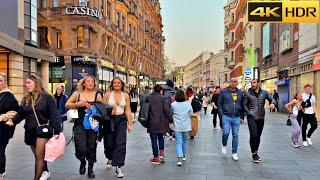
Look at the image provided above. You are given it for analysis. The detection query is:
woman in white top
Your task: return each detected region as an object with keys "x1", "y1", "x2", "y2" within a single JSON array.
[
  {"x1": 285, "y1": 92, "x2": 303, "y2": 148},
  {"x1": 202, "y1": 92, "x2": 210, "y2": 115},
  {"x1": 103, "y1": 77, "x2": 132, "y2": 178}
]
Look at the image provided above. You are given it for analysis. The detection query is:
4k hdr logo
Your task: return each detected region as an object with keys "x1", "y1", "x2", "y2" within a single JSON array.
[{"x1": 248, "y1": 1, "x2": 320, "y2": 23}]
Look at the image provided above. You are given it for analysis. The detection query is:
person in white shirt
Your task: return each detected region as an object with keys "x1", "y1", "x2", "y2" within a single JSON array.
[{"x1": 301, "y1": 84, "x2": 317, "y2": 147}]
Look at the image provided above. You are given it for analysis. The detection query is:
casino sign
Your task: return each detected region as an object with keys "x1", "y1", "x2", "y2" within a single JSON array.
[{"x1": 66, "y1": 6, "x2": 103, "y2": 20}]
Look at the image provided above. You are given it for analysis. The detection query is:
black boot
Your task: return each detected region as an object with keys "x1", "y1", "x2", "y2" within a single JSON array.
[
  {"x1": 79, "y1": 160, "x2": 86, "y2": 175},
  {"x1": 88, "y1": 162, "x2": 95, "y2": 179}
]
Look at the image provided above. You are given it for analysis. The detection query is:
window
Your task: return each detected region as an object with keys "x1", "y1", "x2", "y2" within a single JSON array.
[
  {"x1": 224, "y1": 58, "x2": 228, "y2": 67},
  {"x1": 231, "y1": 32, "x2": 235, "y2": 42},
  {"x1": 128, "y1": 24, "x2": 132, "y2": 37},
  {"x1": 107, "y1": 1, "x2": 111, "y2": 20},
  {"x1": 79, "y1": 0, "x2": 88, "y2": 6},
  {"x1": 41, "y1": 0, "x2": 47, "y2": 8},
  {"x1": 280, "y1": 28, "x2": 291, "y2": 52},
  {"x1": 116, "y1": 12, "x2": 120, "y2": 27},
  {"x1": 231, "y1": 13, "x2": 235, "y2": 22},
  {"x1": 224, "y1": 74, "x2": 228, "y2": 82},
  {"x1": 24, "y1": 0, "x2": 38, "y2": 46},
  {"x1": 122, "y1": 16, "x2": 126, "y2": 31},
  {"x1": 77, "y1": 27, "x2": 84, "y2": 47},
  {"x1": 53, "y1": 0, "x2": 58, "y2": 7},
  {"x1": 101, "y1": 0, "x2": 104, "y2": 12},
  {"x1": 231, "y1": 51, "x2": 234, "y2": 61},
  {"x1": 57, "y1": 31, "x2": 62, "y2": 48}
]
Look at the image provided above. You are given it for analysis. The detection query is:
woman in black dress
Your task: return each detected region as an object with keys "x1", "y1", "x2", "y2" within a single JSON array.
[
  {"x1": 9, "y1": 74, "x2": 61, "y2": 180},
  {"x1": 129, "y1": 87, "x2": 138, "y2": 122},
  {"x1": 65, "y1": 76, "x2": 103, "y2": 179},
  {"x1": 0, "y1": 73, "x2": 19, "y2": 179}
]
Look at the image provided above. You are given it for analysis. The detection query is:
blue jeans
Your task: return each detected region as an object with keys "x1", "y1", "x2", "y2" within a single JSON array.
[
  {"x1": 150, "y1": 133, "x2": 164, "y2": 157},
  {"x1": 222, "y1": 115, "x2": 240, "y2": 154},
  {"x1": 175, "y1": 132, "x2": 188, "y2": 158}
]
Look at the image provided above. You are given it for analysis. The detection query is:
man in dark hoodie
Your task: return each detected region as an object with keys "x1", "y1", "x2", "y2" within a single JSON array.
[{"x1": 161, "y1": 80, "x2": 175, "y2": 140}]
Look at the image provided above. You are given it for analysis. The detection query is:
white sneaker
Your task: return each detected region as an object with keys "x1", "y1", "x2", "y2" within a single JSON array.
[
  {"x1": 115, "y1": 167, "x2": 124, "y2": 178},
  {"x1": 0, "y1": 172, "x2": 6, "y2": 179},
  {"x1": 39, "y1": 171, "x2": 50, "y2": 180},
  {"x1": 176, "y1": 158, "x2": 182, "y2": 166},
  {"x1": 303, "y1": 141, "x2": 309, "y2": 147},
  {"x1": 182, "y1": 156, "x2": 187, "y2": 161},
  {"x1": 232, "y1": 154, "x2": 239, "y2": 161},
  {"x1": 221, "y1": 146, "x2": 227, "y2": 154},
  {"x1": 106, "y1": 160, "x2": 112, "y2": 169},
  {"x1": 307, "y1": 138, "x2": 313, "y2": 145}
]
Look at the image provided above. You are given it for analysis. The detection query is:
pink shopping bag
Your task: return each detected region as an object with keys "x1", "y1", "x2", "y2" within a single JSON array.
[{"x1": 45, "y1": 133, "x2": 66, "y2": 162}]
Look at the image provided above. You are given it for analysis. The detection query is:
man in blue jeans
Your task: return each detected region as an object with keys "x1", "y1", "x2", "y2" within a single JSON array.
[{"x1": 218, "y1": 77, "x2": 245, "y2": 161}]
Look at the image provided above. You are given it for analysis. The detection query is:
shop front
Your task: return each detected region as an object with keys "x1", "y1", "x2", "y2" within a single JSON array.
[
  {"x1": 71, "y1": 56, "x2": 96, "y2": 87},
  {"x1": 128, "y1": 69, "x2": 137, "y2": 89},
  {"x1": 276, "y1": 79, "x2": 290, "y2": 112},
  {"x1": 49, "y1": 56, "x2": 65, "y2": 94},
  {"x1": 98, "y1": 59, "x2": 114, "y2": 92},
  {"x1": 115, "y1": 65, "x2": 127, "y2": 84},
  {"x1": 260, "y1": 66, "x2": 277, "y2": 93}
]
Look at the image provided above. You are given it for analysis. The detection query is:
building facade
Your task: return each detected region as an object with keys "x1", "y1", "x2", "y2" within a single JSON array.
[
  {"x1": 0, "y1": 0, "x2": 55, "y2": 101},
  {"x1": 224, "y1": 0, "x2": 245, "y2": 84},
  {"x1": 209, "y1": 50, "x2": 226, "y2": 88},
  {"x1": 183, "y1": 51, "x2": 211, "y2": 89},
  {"x1": 38, "y1": 0, "x2": 163, "y2": 94}
]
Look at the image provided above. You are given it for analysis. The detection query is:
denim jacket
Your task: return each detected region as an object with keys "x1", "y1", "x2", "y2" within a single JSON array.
[{"x1": 217, "y1": 87, "x2": 244, "y2": 119}]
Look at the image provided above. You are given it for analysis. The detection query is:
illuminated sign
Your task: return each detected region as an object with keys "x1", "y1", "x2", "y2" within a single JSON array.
[{"x1": 66, "y1": 6, "x2": 103, "y2": 20}]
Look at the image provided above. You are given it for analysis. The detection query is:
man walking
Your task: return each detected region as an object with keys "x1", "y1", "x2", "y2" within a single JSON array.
[
  {"x1": 211, "y1": 86, "x2": 222, "y2": 130},
  {"x1": 273, "y1": 90, "x2": 280, "y2": 112},
  {"x1": 218, "y1": 78, "x2": 245, "y2": 161},
  {"x1": 243, "y1": 79, "x2": 275, "y2": 163},
  {"x1": 301, "y1": 84, "x2": 317, "y2": 147}
]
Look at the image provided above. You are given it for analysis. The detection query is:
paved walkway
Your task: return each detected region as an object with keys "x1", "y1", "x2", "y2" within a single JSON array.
[{"x1": 5, "y1": 110, "x2": 320, "y2": 180}]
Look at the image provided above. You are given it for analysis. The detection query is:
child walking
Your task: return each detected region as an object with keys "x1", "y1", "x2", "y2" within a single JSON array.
[{"x1": 170, "y1": 90, "x2": 193, "y2": 166}]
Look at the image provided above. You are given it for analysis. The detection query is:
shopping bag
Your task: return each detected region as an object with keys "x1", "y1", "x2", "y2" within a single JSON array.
[{"x1": 45, "y1": 133, "x2": 66, "y2": 162}]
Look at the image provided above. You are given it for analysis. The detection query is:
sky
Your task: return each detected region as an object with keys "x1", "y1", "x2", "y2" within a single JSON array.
[{"x1": 160, "y1": 0, "x2": 227, "y2": 66}]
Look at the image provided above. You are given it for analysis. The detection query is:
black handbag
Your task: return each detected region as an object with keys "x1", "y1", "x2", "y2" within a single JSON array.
[
  {"x1": 286, "y1": 115, "x2": 291, "y2": 126},
  {"x1": 32, "y1": 98, "x2": 54, "y2": 139}
]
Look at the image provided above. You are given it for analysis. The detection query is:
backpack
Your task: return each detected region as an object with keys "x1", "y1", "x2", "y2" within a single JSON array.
[
  {"x1": 191, "y1": 97, "x2": 202, "y2": 112},
  {"x1": 301, "y1": 93, "x2": 312, "y2": 109},
  {"x1": 138, "y1": 97, "x2": 149, "y2": 128}
]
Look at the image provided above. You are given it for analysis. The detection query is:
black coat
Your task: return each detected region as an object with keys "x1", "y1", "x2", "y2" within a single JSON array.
[
  {"x1": 13, "y1": 93, "x2": 61, "y2": 134},
  {"x1": 147, "y1": 92, "x2": 168, "y2": 133},
  {"x1": 0, "y1": 91, "x2": 19, "y2": 144},
  {"x1": 243, "y1": 88, "x2": 275, "y2": 120}
]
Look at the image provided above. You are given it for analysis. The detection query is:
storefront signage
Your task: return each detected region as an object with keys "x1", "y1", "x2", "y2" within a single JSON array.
[
  {"x1": 99, "y1": 59, "x2": 114, "y2": 69},
  {"x1": 72, "y1": 56, "x2": 96, "y2": 64},
  {"x1": 313, "y1": 51, "x2": 320, "y2": 71},
  {"x1": 54, "y1": 56, "x2": 64, "y2": 64},
  {"x1": 260, "y1": 66, "x2": 277, "y2": 80},
  {"x1": 66, "y1": 6, "x2": 103, "y2": 20},
  {"x1": 276, "y1": 79, "x2": 290, "y2": 86},
  {"x1": 244, "y1": 68, "x2": 253, "y2": 81},
  {"x1": 116, "y1": 65, "x2": 126, "y2": 73},
  {"x1": 52, "y1": 67, "x2": 64, "y2": 78},
  {"x1": 128, "y1": 70, "x2": 137, "y2": 76},
  {"x1": 253, "y1": 67, "x2": 260, "y2": 81}
]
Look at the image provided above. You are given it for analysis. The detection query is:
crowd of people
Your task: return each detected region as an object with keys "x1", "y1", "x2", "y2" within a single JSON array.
[{"x1": 0, "y1": 72, "x2": 318, "y2": 180}]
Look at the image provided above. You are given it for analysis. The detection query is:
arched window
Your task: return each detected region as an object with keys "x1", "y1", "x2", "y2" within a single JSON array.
[{"x1": 77, "y1": 27, "x2": 84, "y2": 47}]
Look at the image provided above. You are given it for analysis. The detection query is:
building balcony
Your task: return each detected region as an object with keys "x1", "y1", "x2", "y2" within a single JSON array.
[
  {"x1": 128, "y1": 11, "x2": 139, "y2": 20},
  {"x1": 116, "y1": 0, "x2": 130, "y2": 9},
  {"x1": 227, "y1": 60, "x2": 236, "y2": 70}
]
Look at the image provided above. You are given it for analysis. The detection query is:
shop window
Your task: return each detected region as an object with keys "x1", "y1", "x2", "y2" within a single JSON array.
[
  {"x1": 122, "y1": 15, "x2": 126, "y2": 31},
  {"x1": 57, "y1": 31, "x2": 62, "y2": 48},
  {"x1": 41, "y1": 0, "x2": 47, "y2": 8},
  {"x1": 77, "y1": 26, "x2": 84, "y2": 48}
]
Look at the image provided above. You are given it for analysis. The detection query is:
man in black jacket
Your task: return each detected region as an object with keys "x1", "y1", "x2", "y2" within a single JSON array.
[
  {"x1": 243, "y1": 79, "x2": 275, "y2": 163},
  {"x1": 211, "y1": 86, "x2": 222, "y2": 129}
]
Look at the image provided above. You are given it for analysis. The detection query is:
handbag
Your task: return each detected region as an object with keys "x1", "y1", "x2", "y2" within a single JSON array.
[
  {"x1": 138, "y1": 102, "x2": 149, "y2": 128},
  {"x1": 45, "y1": 133, "x2": 66, "y2": 162},
  {"x1": 286, "y1": 115, "x2": 291, "y2": 126},
  {"x1": 32, "y1": 98, "x2": 54, "y2": 139},
  {"x1": 67, "y1": 93, "x2": 80, "y2": 123}
]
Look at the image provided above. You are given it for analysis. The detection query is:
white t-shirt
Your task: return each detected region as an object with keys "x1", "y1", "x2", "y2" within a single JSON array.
[{"x1": 302, "y1": 93, "x2": 316, "y2": 114}]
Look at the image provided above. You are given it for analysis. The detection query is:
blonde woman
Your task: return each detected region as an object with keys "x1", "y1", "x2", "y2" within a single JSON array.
[
  {"x1": 10, "y1": 74, "x2": 61, "y2": 180},
  {"x1": 65, "y1": 76, "x2": 103, "y2": 179},
  {"x1": 103, "y1": 77, "x2": 133, "y2": 178},
  {"x1": 0, "y1": 73, "x2": 19, "y2": 179}
]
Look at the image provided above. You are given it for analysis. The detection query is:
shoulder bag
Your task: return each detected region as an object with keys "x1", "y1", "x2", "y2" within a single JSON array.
[{"x1": 32, "y1": 98, "x2": 54, "y2": 139}]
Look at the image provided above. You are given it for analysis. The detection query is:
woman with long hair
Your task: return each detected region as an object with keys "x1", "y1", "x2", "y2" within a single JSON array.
[
  {"x1": 0, "y1": 73, "x2": 19, "y2": 179},
  {"x1": 9, "y1": 74, "x2": 61, "y2": 180},
  {"x1": 54, "y1": 86, "x2": 68, "y2": 131},
  {"x1": 129, "y1": 87, "x2": 138, "y2": 122},
  {"x1": 103, "y1": 77, "x2": 133, "y2": 178},
  {"x1": 65, "y1": 76, "x2": 103, "y2": 179},
  {"x1": 285, "y1": 92, "x2": 304, "y2": 148}
]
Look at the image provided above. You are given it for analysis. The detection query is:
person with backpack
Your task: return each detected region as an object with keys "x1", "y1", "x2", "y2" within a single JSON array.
[
  {"x1": 170, "y1": 90, "x2": 193, "y2": 166},
  {"x1": 186, "y1": 86, "x2": 202, "y2": 140},
  {"x1": 161, "y1": 80, "x2": 175, "y2": 140},
  {"x1": 218, "y1": 78, "x2": 245, "y2": 161},
  {"x1": 301, "y1": 84, "x2": 317, "y2": 147}
]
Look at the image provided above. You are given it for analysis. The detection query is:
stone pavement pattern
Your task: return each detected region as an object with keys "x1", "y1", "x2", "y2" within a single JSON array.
[{"x1": 4, "y1": 110, "x2": 320, "y2": 180}]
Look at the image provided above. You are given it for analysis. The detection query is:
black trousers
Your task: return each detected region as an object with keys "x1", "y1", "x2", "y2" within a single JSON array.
[
  {"x1": 0, "y1": 143, "x2": 8, "y2": 174},
  {"x1": 73, "y1": 122, "x2": 98, "y2": 163},
  {"x1": 212, "y1": 109, "x2": 222, "y2": 128},
  {"x1": 247, "y1": 118, "x2": 264, "y2": 153},
  {"x1": 302, "y1": 114, "x2": 318, "y2": 141},
  {"x1": 104, "y1": 115, "x2": 127, "y2": 167}
]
